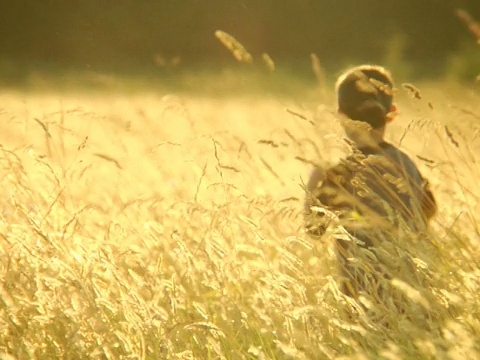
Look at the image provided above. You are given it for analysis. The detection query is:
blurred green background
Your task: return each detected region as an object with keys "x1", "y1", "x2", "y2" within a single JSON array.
[{"x1": 1, "y1": 0, "x2": 479, "y2": 91}]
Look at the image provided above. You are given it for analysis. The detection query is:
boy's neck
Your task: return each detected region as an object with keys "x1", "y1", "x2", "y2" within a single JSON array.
[{"x1": 344, "y1": 121, "x2": 386, "y2": 149}]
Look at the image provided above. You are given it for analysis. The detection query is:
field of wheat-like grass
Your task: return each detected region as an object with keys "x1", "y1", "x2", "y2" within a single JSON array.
[{"x1": 0, "y1": 79, "x2": 479, "y2": 359}]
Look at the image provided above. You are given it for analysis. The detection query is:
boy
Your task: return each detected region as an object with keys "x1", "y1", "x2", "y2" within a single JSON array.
[{"x1": 305, "y1": 65, "x2": 436, "y2": 296}]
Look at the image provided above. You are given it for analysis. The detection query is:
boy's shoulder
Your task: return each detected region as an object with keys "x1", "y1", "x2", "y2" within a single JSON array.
[
  {"x1": 378, "y1": 141, "x2": 423, "y2": 177},
  {"x1": 378, "y1": 141, "x2": 414, "y2": 162}
]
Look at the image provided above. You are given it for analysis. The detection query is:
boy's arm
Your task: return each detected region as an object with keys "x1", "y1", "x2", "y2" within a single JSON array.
[
  {"x1": 304, "y1": 167, "x2": 326, "y2": 211},
  {"x1": 304, "y1": 166, "x2": 329, "y2": 237},
  {"x1": 307, "y1": 167, "x2": 326, "y2": 191},
  {"x1": 304, "y1": 163, "x2": 353, "y2": 237}
]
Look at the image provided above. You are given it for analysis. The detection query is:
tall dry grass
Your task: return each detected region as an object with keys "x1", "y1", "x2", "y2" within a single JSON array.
[{"x1": 0, "y1": 79, "x2": 479, "y2": 359}]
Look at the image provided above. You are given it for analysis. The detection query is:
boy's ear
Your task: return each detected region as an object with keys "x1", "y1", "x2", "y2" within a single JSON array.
[{"x1": 386, "y1": 104, "x2": 397, "y2": 122}]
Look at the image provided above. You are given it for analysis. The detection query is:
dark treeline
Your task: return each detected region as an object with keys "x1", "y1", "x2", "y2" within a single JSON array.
[{"x1": 0, "y1": 0, "x2": 479, "y2": 78}]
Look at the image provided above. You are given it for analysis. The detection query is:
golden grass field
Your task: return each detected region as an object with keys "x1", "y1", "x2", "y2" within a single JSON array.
[{"x1": 0, "y1": 74, "x2": 479, "y2": 359}]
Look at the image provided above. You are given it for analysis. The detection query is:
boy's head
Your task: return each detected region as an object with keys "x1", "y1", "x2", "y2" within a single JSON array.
[{"x1": 336, "y1": 65, "x2": 395, "y2": 130}]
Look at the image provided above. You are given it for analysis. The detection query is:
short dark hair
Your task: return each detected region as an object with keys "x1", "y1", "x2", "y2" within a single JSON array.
[{"x1": 336, "y1": 65, "x2": 394, "y2": 129}]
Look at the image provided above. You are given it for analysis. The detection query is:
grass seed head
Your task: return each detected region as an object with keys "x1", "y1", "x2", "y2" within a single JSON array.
[{"x1": 214, "y1": 30, "x2": 253, "y2": 64}]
